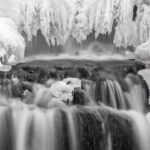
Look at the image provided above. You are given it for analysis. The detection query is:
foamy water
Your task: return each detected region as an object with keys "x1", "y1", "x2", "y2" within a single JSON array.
[{"x1": 23, "y1": 53, "x2": 129, "y2": 63}]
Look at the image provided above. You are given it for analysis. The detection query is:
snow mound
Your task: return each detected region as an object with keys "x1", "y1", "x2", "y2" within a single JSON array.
[
  {"x1": 0, "y1": 17, "x2": 25, "y2": 63},
  {"x1": 135, "y1": 41, "x2": 150, "y2": 60}
]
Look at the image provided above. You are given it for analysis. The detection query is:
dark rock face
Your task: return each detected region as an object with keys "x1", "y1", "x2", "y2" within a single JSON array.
[
  {"x1": 8, "y1": 59, "x2": 145, "y2": 83},
  {"x1": 73, "y1": 88, "x2": 91, "y2": 105}
]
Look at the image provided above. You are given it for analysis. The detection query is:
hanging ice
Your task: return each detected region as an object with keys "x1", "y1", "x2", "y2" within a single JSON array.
[
  {"x1": 0, "y1": 0, "x2": 149, "y2": 60},
  {"x1": 20, "y1": 0, "x2": 39, "y2": 41},
  {"x1": 138, "y1": 4, "x2": 150, "y2": 43},
  {"x1": 114, "y1": 21, "x2": 138, "y2": 47},
  {"x1": 39, "y1": 0, "x2": 77, "y2": 45}
]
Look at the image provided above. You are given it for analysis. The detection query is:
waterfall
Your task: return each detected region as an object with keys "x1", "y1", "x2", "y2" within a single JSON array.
[
  {"x1": 95, "y1": 74, "x2": 148, "y2": 113},
  {"x1": 122, "y1": 110, "x2": 150, "y2": 150},
  {"x1": 82, "y1": 80, "x2": 96, "y2": 105},
  {"x1": 0, "y1": 101, "x2": 149, "y2": 150},
  {"x1": 0, "y1": 1, "x2": 150, "y2": 150},
  {"x1": 98, "y1": 80, "x2": 126, "y2": 109},
  {"x1": 124, "y1": 74, "x2": 147, "y2": 112},
  {"x1": 0, "y1": 54, "x2": 148, "y2": 150}
]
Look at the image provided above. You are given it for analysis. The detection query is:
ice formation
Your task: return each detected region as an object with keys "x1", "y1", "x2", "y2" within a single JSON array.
[
  {"x1": 0, "y1": 18, "x2": 25, "y2": 62},
  {"x1": 135, "y1": 4, "x2": 150, "y2": 59},
  {"x1": 135, "y1": 41, "x2": 150, "y2": 59},
  {"x1": 0, "y1": 0, "x2": 149, "y2": 60},
  {"x1": 50, "y1": 81, "x2": 74, "y2": 102},
  {"x1": 63, "y1": 78, "x2": 81, "y2": 88}
]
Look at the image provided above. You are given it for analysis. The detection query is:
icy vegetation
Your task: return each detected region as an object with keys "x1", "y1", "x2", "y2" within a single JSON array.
[
  {"x1": 0, "y1": 18, "x2": 25, "y2": 63},
  {"x1": 0, "y1": 0, "x2": 149, "y2": 60}
]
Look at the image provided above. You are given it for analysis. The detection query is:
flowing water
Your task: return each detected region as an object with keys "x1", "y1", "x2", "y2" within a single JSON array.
[
  {"x1": 96, "y1": 77, "x2": 147, "y2": 112},
  {"x1": 0, "y1": 58, "x2": 149, "y2": 150},
  {"x1": 0, "y1": 101, "x2": 149, "y2": 150},
  {"x1": 0, "y1": 1, "x2": 150, "y2": 150}
]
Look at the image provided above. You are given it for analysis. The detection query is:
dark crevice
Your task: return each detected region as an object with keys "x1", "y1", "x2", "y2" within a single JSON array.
[{"x1": 133, "y1": 5, "x2": 138, "y2": 21}]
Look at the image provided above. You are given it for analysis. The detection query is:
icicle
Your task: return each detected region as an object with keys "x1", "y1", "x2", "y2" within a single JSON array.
[
  {"x1": 138, "y1": 4, "x2": 150, "y2": 43},
  {"x1": 72, "y1": 0, "x2": 98, "y2": 43},
  {"x1": 87, "y1": 0, "x2": 97, "y2": 33},
  {"x1": 118, "y1": 0, "x2": 136, "y2": 24},
  {"x1": 61, "y1": 0, "x2": 77, "y2": 44},
  {"x1": 94, "y1": 0, "x2": 105, "y2": 37},
  {"x1": 113, "y1": 0, "x2": 140, "y2": 48},
  {"x1": 39, "y1": 0, "x2": 55, "y2": 45},
  {"x1": 95, "y1": 0, "x2": 115, "y2": 37},
  {"x1": 114, "y1": 21, "x2": 138, "y2": 48},
  {"x1": 20, "y1": 0, "x2": 39, "y2": 41},
  {"x1": 72, "y1": 0, "x2": 88, "y2": 43},
  {"x1": 39, "y1": 0, "x2": 77, "y2": 45}
]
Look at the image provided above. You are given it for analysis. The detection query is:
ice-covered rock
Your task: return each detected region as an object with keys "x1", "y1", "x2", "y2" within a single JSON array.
[
  {"x1": 7, "y1": 54, "x2": 17, "y2": 64},
  {"x1": 135, "y1": 40, "x2": 150, "y2": 59},
  {"x1": 0, "y1": 48, "x2": 6, "y2": 58},
  {"x1": 0, "y1": 17, "x2": 25, "y2": 61},
  {"x1": 50, "y1": 81, "x2": 74, "y2": 102},
  {"x1": 63, "y1": 78, "x2": 81, "y2": 89}
]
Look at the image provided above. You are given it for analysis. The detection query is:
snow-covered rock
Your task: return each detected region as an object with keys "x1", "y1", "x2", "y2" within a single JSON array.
[
  {"x1": 50, "y1": 81, "x2": 74, "y2": 102},
  {"x1": 0, "y1": 48, "x2": 6, "y2": 58},
  {"x1": 63, "y1": 78, "x2": 81, "y2": 89},
  {"x1": 0, "y1": 18, "x2": 25, "y2": 61},
  {"x1": 135, "y1": 40, "x2": 150, "y2": 59},
  {"x1": 7, "y1": 54, "x2": 17, "y2": 64}
]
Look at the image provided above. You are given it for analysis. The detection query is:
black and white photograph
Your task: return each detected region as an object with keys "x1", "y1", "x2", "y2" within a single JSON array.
[{"x1": 0, "y1": 0, "x2": 150, "y2": 150}]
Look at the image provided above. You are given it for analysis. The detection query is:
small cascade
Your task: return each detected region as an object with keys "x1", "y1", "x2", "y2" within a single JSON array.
[
  {"x1": 82, "y1": 80, "x2": 96, "y2": 104},
  {"x1": 0, "y1": 79, "x2": 12, "y2": 98},
  {"x1": 96, "y1": 79, "x2": 126, "y2": 109},
  {"x1": 122, "y1": 111, "x2": 150, "y2": 150},
  {"x1": 0, "y1": 106, "x2": 13, "y2": 150},
  {"x1": 124, "y1": 74, "x2": 147, "y2": 112},
  {"x1": 95, "y1": 74, "x2": 148, "y2": 113}
]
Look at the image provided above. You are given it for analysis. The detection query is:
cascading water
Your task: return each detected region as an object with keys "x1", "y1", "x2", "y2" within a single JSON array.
[
  {"x1": 95, "y1": 75, "x2": 148, "y2": 112},
  {"x1": 97, "y1": 79, "x2": 126, "y2": 109},
  {"x1": 0, "y1": 58, "x2": 148, "y2": 150},
  {"x1": 82, "y1": 80, "x2": 96, "y2": 104},
  {"x1": 0, "y1": 0, "x2": 150, "y2": 150},
  {"x1": 0, "y1": 100, "x2": 150, "y2": 150}
]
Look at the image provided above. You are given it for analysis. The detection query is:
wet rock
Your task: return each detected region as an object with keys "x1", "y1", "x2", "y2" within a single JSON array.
[
  {"x1": 8, "y1": 59, "x2": 145, "y2": 83},
  {"x1": 73, "y1": 88, "x2": 90, "y2": 105},
  {"x1": 50, "y1": 81, "x2": 74, "y2": 102}
]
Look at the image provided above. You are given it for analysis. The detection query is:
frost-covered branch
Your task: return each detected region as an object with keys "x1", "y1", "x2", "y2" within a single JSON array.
[{"x1": 0, "y1": 18, "x2": 25, "y2": 62}]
